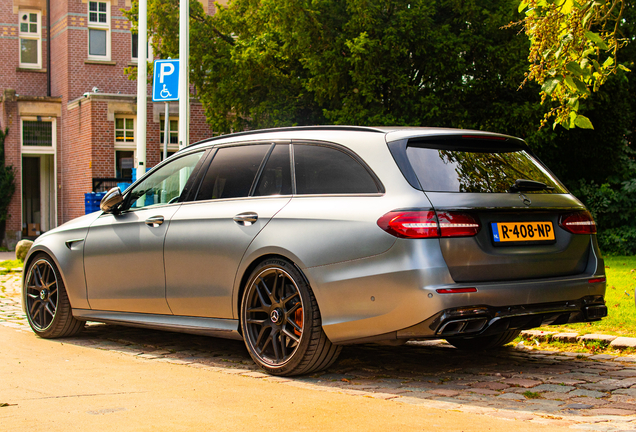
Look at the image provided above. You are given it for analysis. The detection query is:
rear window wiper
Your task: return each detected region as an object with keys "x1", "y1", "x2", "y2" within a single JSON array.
[{"x1": 509, "y1": 179, "x2": 554, "y2": 192}]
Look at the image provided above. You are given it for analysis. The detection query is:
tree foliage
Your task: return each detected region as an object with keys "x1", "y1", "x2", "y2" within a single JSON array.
[
  {"x1": 125, "y1": 0, "x2": 548, "y2": 134},
  {"x1": 512, "y1": 0, "x2": 630, "y2": 129},
  {"x1": 0, "y1": 128, "x2": 15, "y2": 222}
]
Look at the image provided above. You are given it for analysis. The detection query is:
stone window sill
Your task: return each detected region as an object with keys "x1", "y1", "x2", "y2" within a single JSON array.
[
  {"x1": 17, "y1": 67, "x2": 46, "y2": 73},
  {"x1": 84, "y1": 59, "x2": 117, "y2": 66}
]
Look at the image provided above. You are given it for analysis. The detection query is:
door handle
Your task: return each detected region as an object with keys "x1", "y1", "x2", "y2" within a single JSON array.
[
  {"x1": 145, "y1": 215, "x2": 164, "y2": 227},
  {"x1": 233, "y1": 212, "x2": 258, "y2": 226}
]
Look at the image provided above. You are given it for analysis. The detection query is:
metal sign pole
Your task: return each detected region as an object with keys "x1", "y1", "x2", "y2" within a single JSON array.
[{"x1": 163, "y1": 102, "x2": 169, "y2": 160}]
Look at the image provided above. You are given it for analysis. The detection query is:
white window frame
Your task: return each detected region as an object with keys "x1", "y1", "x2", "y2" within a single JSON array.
[
  {"x1": 87, "y1": 0, "x2": 111, "y2": 61},
  {"x1": 18, "y1": 10, "x2": 42, "y2": 69},
  {"x1": 160, "y1": 116, "x2": 179, "y2": 151},
  {"x1": 114, "y1": 115, "x2": 136, "y2": 147},
  {"x1": 21, "y1": 118, "x2": 59, "y2": 233},
  {"x1": 114, "y1": 115, "x2": 136, "y2": 178},
  {"x1": 21, "y1": 117, "x2": 56, "y2": 154},
  {"x1": 131, "y1": 34, "x2": 153, "y2": 62}
]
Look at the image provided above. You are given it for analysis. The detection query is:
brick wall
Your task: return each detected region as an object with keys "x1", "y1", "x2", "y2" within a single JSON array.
[
  {"x1": 0, "y1": 1, "x2": 48, "y2": 96},
  {"x1": 2, "y1": 0, "x2": 218, "y2": 232},
  {"x1": 64, "y1": 97, "x2": 93, "y2": 222}
]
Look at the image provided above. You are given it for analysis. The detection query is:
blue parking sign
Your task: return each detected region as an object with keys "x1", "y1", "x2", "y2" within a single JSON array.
[{"x1": 152, "y1": 59, "x2": 180, "y2": 102}]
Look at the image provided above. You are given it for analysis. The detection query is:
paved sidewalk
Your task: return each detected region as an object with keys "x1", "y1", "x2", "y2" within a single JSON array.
[
  {"x1": 0, "y1": 325, "x2": 570, "y2": 432},
  {"x1": 4, "y1": 272, "x2": 636, "y2": 430},
  {"x1": 0, "y1": 251, "x2": 16, "y2": 261}
]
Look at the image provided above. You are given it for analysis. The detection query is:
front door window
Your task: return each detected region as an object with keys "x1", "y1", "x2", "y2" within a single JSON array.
[{"x1": 124, "y1": 151, "x2": 204, "y2": 210}]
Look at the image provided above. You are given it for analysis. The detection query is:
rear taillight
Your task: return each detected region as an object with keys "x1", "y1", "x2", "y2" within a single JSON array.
[
  {"x1": 377, "y1": 211, "x2": 439, "y2": 238},
  {"x1": 437, "y1": 212, "x2": 481, "y2": 237},
  {"x1": 559, "y1": 211, "x2": 597, "y2": 235},
  {"x1": 377, "y1": 210, "x2": 480, "y2": 239}
]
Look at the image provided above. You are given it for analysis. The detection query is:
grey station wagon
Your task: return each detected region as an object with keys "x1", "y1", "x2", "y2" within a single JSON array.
[{"x1": 23, "y1": 126, "x2": 607, "y2": 376}]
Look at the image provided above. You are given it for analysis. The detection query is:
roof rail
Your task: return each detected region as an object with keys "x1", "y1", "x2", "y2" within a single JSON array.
[{"x1": 186, "y1": 125, "x2": 386, "y2": 148}]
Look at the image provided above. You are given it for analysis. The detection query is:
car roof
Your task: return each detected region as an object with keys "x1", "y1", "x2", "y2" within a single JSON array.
[{"x1": 183, "y1": 125, "x2": 519, "y2": 152}]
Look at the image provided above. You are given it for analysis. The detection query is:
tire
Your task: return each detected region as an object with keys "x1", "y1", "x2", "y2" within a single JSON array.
[
  {"x1": 240, "y1": 258, "x2": 341, "y2": 376},
  {"x1": 446, "y1": 329, "x2": 521, "y2": 351},
  {"x1": 24, "y1": 253, "x2": 84, "y2": 338}
]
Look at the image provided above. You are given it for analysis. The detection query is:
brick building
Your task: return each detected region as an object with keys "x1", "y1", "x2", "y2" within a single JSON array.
[{"x1": 0, "y1": 0, "x2": 216, "y2": 248}]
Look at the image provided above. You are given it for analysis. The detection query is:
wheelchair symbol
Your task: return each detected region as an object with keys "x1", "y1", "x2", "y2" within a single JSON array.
[{"x1": 160, "y1": 84, "x2": 172, "y2": 98}]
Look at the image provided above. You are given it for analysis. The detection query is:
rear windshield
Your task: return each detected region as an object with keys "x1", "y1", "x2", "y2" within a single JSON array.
[{"x1": 406, "y1": 146, "x2": 567, "y2": 193}]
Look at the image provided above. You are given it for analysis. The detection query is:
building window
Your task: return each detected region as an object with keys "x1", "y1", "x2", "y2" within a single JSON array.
[
  {"x1": 19, "y1": 11, "x2": 41, "y2": 68},
  {"x1": 116, "y1": 150, "x2": 135, "y2": 179},
  {"x1": 22, "y1": 121, "x2": 52, "y2": 147},
  {"x1": 159, "y1": 118, "x2": 178, "y2": 145},
  {"x1": 131, "y1": 33, "x2": 153, "y2": 61},
  {"x1": 159, "y1": 117, "x2": 179, "y2": 160},
  {"x1": 115, "y1": 117, "x2": 135, "y2": 143},
  {"x1": 88, "y1": 1, "x2": 110, "y2": 59}
]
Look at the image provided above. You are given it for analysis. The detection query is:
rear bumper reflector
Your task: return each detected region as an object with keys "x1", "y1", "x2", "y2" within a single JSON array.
[
  {"x1": 436, "y1": 288, "x2": 478, "y2": 294},
  {"x1": 588, "y1": 277, "x2": 606, "y2": 284}
]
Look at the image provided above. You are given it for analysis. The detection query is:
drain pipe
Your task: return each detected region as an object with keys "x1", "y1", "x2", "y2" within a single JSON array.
[{"x1": 46, "y1": 0, "x2": 51, "y2": 96}]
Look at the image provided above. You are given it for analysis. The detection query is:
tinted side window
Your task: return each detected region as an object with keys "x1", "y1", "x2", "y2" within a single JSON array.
[
  {"x1": 294, "y1": 144, "x2": 379, "y2": 194},
  {"x1": 126, "y1": 151, "x2": 204, "y2": 210},
  {"x1": 196, "y1": 145, "x2": 269, "y2": 200},
  {"x1": 254, "y1": 144, "x2": 292, "y2": 196}
]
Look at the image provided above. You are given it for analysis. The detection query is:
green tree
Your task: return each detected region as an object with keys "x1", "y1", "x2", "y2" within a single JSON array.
[
  {"x1": 126, "y1": 0, "x2": 545, "y2": 133},
  {"x1": 0, "y1": 128, "x2": 15, "y2": 245},
  {"x1": 512, "y1": 0, "x2": 631, "y2": 130}
]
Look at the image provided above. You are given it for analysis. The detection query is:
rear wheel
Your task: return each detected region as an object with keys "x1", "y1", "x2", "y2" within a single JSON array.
[
  {"x1": 24, "y1": 253, "x2": 84, "y2": 338},
  {"x1": 446, "y1": 329, "x2": 521, "y2": 351},
  {"x1": 240, "y1": 258, "x2": 341, "y2": 376}
]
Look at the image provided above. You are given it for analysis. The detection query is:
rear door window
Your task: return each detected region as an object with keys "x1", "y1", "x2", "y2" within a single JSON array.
[
  {"x1": 406, "y1": 145, "x2": 566, "y2": 193},
  {"x1": 196, "y1": 145, "x2": 270, "y2": 200},
  {"x1": 294, "y1": 144, "x2": 380, "y2": 194},
  {"x1": 254, "y1": 144, "x2": 292, "y2": 196}
]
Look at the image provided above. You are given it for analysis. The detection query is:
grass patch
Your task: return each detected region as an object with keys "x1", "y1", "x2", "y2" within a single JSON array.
[
  {"x1": 543, "y1": 255, "x2": 636, "y2": 337},
  {"x1": 515, "y1": 333, "x2": 636, "y2": 356},
  {"x1": 523, "y1": 391, "x2": 542, "y2": 399},
  {"x1": 0, "y1": 259, "x2": 22, "y2": 270}
]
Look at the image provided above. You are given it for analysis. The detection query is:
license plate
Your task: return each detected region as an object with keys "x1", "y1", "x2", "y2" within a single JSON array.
[{"x1": 491, "y1": 221, "x2": 555, "y2": 244}]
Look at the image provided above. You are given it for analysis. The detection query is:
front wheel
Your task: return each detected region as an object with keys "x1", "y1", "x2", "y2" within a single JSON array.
[
  {"x1": 24, "y1": 253, "x2": 84, "y2": 338},
  {"x1": 240, "y1": 259, "x2": 341, "y2": 376},
  {"x1": 446, "y1": 329, "x2": 521, "y2": 351}
]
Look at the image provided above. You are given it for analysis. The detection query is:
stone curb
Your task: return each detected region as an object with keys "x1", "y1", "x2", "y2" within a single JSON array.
[{"x1": 521, "y1": 330, "x2": 636, "y2": 349}]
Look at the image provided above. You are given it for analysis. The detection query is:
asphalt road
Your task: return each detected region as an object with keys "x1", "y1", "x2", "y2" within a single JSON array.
[{"x1": 3, "y1": 270, "x2": 636, "y2": 431}]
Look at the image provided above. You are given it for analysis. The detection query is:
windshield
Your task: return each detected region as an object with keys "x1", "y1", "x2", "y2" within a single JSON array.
[{"x1": 406, "y1": 146, "x2": 567, "y2": 193}]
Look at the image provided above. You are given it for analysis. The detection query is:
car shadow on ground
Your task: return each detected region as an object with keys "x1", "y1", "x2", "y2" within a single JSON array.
[{"x1": 71, "y1": 322, "x2": 636, "y2": 421}]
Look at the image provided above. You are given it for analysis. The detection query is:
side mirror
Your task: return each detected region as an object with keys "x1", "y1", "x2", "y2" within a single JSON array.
[{"x1": 100, "y1": 187, "x2": 124, "y2": 213}]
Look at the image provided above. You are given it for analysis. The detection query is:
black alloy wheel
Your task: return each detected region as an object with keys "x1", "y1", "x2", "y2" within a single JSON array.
[
  {"x1": 24, "y1": 253, "x2": 84, "y2": 338},
  {"x1": 241, "y1": 259, "x2": 341, "y2": 376}
]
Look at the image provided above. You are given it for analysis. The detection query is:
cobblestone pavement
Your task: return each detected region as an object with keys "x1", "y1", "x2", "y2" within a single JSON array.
[{"x1": 4, "y1": 271, "x2": 636, "y2": 431}]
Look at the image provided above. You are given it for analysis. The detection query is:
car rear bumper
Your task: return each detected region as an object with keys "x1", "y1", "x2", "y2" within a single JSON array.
[
  {"x1": 398, "y1": 295, "x2": 607, "y2": 340},
  {"x1": 307, "y1": 237, "x2": 605, "y2": 344}
]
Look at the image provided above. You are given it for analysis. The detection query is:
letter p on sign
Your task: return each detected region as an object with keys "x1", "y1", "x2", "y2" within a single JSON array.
[
  {"x1": 152, "y1": 59, "x2": 179, "y2": 102},
  {"x1": 159, "y1": 62, "x2": 174, "y2": 83}
]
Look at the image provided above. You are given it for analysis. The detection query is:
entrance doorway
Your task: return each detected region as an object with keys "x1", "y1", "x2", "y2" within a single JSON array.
[{"x1": 22, "y1": 154, "x2": 55, "y2": 237}]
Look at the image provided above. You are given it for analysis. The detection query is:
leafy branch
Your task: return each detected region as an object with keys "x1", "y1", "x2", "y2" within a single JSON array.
[{"x1": 509, "y1": 0, "x2": 630, "y2": 129}]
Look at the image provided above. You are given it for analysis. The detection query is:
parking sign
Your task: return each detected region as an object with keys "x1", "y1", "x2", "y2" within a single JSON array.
[{"x1": 152, "y1": 59, "x2": 180, "y2": 102}]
